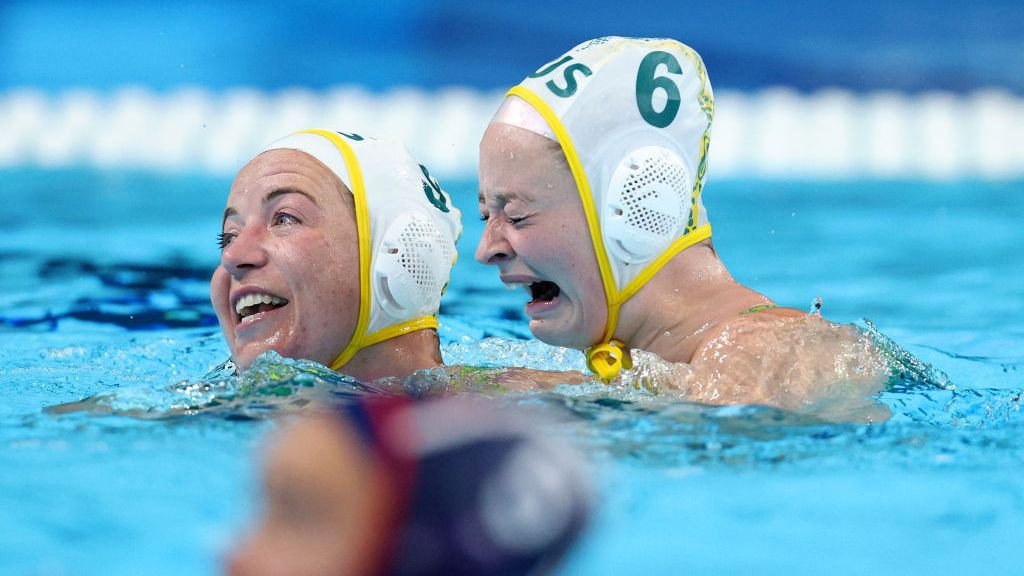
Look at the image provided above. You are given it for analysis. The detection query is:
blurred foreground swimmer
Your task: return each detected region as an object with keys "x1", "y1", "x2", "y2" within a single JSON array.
[
  {"x1": 476, "y1": 37, "x2": 890, "y2": 419},
  {"x1": 226, "y1": 395, "x2": 592, "y2": 576},
  {"x1": 211, "y1": 129, "x2": 462, "y2": 380}
]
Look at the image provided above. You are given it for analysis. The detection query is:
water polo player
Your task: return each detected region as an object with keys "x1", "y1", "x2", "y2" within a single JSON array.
[
  {"x1": 476, "y1": 37, "x2": 888, "y2": 415},
  {"x1": 212, "y1": 129, "x2": 462, "y2": 381},
  {"x1": 226, "y1": 395, "x2": 591, "y2": 576}
]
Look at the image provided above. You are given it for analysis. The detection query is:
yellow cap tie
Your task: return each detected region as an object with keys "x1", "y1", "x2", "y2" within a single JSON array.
[{"x1": 585, "y1": 340, "x2": 633, "y2": 382}]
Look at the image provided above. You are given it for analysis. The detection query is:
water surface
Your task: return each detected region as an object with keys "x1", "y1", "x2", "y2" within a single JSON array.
[{"x1": 2, "y1": 170, "x2": 1021, "y2": 575}]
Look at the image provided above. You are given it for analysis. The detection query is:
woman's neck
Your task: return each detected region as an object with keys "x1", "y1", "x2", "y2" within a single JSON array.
[
  {"x1": 341, "y1": 329, "x2": 443, "y2": 382},
  {"x1": 614, "y1": 244, "x2": 772, "y2": 363}
]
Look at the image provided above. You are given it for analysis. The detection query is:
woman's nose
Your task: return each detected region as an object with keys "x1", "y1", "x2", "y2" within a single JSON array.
[
  {"x1": 220, "y1": 227, "x2": 268, "y2": 278},
  {"x1": 475, "y1": 222, "x2": 514, "y2": 265}
]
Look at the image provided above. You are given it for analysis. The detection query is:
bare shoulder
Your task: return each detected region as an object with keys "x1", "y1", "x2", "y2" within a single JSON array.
[
  {"x1": 693, "y1": 309, "x2": 866, "y2": 355},
  {"x1": 686, "y1": 312, "x2": 890, "y2": 416}
]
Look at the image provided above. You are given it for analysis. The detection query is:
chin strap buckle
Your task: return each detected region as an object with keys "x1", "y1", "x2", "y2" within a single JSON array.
[{"x1": 586, "y1": 340, "x2": 632, "y2": 382}]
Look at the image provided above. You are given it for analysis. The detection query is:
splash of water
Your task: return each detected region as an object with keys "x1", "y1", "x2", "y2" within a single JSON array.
[
  {"x1": 442, "y1": 337, "x2": 586, "y2": 372},
  {"x1": 863, "y1": 319, "x2": 953, "y2": 391},
  {"x1": 45, "y1": 351, "x2": 372, "y2": 419}
]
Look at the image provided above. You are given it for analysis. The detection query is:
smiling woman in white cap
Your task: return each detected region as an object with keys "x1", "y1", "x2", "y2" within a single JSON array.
[
  {"x1": 212, "y1": 129, "x2": 462, "y2": 381},
  {"x1": 476, "y1": 37, "x2": 889, "y2": 417}
]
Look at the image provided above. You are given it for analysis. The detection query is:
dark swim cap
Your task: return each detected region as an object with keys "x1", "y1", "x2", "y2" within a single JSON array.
[{"x1": 337, "y1": 395, "x2": 591, "y2": 576}]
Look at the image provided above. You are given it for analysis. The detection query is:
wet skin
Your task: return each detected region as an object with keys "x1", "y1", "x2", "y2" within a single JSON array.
[
  {"x1": 475, "y1": 122, "x2": 889, "y2": 421},
  {"x1": 476, "y1": 122, "x2": 608, "y2": 350},
  {"x1": 225, "y1": 416, "x2": 390, "y2": 576},
  {"x1": 211, "y1": 150, "x2": 360, "y2": 371}
]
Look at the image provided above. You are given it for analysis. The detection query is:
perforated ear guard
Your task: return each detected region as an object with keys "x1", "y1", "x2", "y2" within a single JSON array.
[
  {"x1": 603, "y1": 146, "x2": 693, "y2": 265},
  {"x1": 375, "y1": 211, "x2": 456, "y2": 318}
]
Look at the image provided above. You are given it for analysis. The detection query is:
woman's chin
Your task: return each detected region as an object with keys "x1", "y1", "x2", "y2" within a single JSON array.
[
  {"x1": 230, "y1": 342, "x2": 276, "y2": 371},
  {"x1": 230, "y1": 352, "x2": 255, "y2": 372},
  {"x1": 529, "y1": 321, "x2": 591, "y2": 352}
]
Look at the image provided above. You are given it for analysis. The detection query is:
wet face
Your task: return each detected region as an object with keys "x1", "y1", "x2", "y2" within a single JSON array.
[
  {"x1": 225, "y1": 417, "x2": 386, "y2": 576},
  {"x1": 475, "y1": 123, "x2": 607, "y2": 349},
  {"x1": 210, "y1": 149, "x2": 359, "y2": 370}
]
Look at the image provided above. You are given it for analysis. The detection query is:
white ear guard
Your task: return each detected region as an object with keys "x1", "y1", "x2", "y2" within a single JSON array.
[
  {"x1": 375, "y1": 211, "x2": 456, "y2": 318},
  {"x1": 603, "y1": 145, "x2": 693, "y2": 265},
  {"x1": 584, "y1": 116, "x2": 706, "y2": 290}
]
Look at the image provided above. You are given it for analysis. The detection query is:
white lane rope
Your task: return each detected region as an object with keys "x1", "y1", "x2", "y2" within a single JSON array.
[{"x1": 1, "y1": 86, "x2": 1021, "y2": 181}]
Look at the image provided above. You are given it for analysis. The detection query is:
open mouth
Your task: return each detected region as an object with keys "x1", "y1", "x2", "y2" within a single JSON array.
[
  {"x1": 528, "y1": 281, "x2": 560, "y2": 303},
  {"x1": 234, "y1": 292, "x2": 289, "y2": 324}
]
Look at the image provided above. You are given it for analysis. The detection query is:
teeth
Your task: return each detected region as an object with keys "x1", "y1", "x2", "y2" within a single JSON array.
[
  {"x1": 504, "y1": 282, "x2": 527, "y2": 291},
  {"x1": 234, "y1": 293, "x2": 286, "y2": 317}
]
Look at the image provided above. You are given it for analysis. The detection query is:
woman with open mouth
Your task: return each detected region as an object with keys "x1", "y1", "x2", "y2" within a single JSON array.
[
  {"x1": 211, "y1": 129, "x2": 462, "y2": 381},
  {"x1": 475, "y1": 37, "x2": 891, "y2": 420}
]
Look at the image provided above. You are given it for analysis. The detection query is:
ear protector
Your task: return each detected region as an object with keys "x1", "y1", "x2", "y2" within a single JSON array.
[{"x1": 375, "y1": 210, "x2": 456, "y2": 319}]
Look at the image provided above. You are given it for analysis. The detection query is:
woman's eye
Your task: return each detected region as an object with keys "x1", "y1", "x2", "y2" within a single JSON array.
[
  {"x1": 272, "y1": 212, "x2": 300, "y2": 226},
  {"x1": 217, "y1": 232, "x2": 236, "y2": 250},
  {"x1": 507, "y1": 216, "x2": 527, "y2": 226}
]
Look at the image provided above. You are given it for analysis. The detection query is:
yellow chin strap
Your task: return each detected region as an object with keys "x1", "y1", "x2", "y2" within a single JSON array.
[
  {"x1": 329, "y1": 316, "x2": 438, "y2": 371},
  {"x1": 290, "y1": 130, "x2": 437, "y2": 373},
  {"x1": 586, "y1": 340, "x2": 632, "y2": 380},
  {"x1": 507, "y1": 87, "x2": 712, "y2": 382}
]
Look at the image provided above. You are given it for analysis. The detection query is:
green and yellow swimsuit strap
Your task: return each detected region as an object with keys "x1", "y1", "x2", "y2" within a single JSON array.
[{"x1": 738, "y1": 303, "x2": 778, "y2": 315}]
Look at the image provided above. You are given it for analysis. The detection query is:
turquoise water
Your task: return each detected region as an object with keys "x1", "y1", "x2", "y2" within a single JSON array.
[{"x1": 2, "y1": 170, "x2": 1022, "y2": 575}]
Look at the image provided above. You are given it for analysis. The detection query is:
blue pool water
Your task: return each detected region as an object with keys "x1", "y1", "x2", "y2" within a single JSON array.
[{"x1": 2, "y1": 169, "x2": 1022, "y2": 575}]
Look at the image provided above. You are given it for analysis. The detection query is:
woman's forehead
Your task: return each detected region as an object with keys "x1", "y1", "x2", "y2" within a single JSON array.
[
  {"x1": 235, "y1": 150, "x2": 334, "y2": 190},
  {"x1": 481, "y1": 124, "x2": 573, "y2": 201},
  {"x1": 227, "y1": 149, "x2": 349, "y2": 208},
  {"x1": 482, "y1": 122, "x2": 562, "y2": 162}
]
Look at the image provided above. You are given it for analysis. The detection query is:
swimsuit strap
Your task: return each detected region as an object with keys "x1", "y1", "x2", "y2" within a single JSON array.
[{"x1": 738, "y1": 303, "x2": 777, "y2": 315}]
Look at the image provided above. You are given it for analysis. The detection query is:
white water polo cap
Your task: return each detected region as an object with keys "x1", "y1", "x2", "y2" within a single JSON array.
[
  {"x1": 492, "y1": 37, "x2": 714, "y2": 380},
  {"x1": 260, "y1": 130, "x2": 462, "y2": 372}
]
